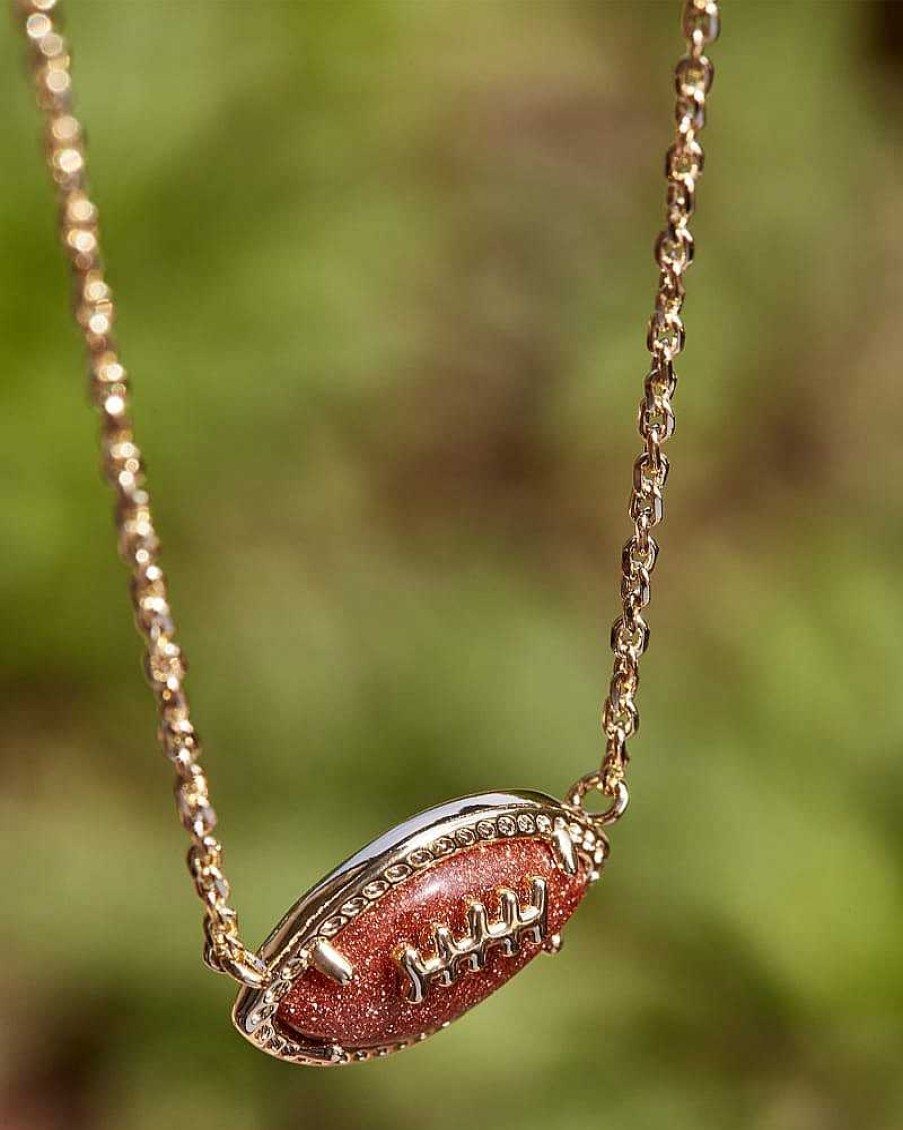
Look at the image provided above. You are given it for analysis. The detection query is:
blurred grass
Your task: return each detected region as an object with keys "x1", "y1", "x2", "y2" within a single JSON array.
[{"x1": 2, "y1": 2, "x2": 903, "y2": 1129}]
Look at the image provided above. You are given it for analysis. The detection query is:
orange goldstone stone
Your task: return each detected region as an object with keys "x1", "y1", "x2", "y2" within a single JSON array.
[{"x1": 277, "y1": 837, "x2": 589, "y2": 1048}]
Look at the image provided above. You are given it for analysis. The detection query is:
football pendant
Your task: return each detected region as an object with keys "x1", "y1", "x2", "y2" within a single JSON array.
[{"x1": 232, "y1": 790, "x2": 608, "y2": 1065}]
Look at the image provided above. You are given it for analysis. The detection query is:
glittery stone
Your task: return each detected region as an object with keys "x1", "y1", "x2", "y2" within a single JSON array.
[{"x1": 277, "y1": 838, "x2": 588, "y2": 1048}]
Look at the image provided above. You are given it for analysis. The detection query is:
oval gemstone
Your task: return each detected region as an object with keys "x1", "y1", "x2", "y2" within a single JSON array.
[
  {"x1": 231, "y1": 791, "x2": 605, "y2": 1064},
  {"x1": 277, "y1": 836, "x2": 589, "y2": 1047}
]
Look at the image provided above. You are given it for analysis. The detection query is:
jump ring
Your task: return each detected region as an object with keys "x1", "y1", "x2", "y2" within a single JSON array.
[{"x1": 565, "y1": 774, "x2": 630, "y2": 828}]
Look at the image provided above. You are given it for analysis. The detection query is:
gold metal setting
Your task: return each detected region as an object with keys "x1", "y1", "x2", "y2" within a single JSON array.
[{"x1": 231, "y1": 791, "x2": 605, "y2": 1066}]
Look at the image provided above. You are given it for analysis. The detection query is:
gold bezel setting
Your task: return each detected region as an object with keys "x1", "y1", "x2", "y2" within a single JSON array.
[{"x1": 232, "y1": 791, "x2": 606, "y2": 1066}]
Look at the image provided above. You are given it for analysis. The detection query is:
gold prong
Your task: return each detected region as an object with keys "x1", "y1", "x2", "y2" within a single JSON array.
[
  {"x1": 310, "y1": 939, "x2": 354, "y2": 986},
  {"x1": 435, "y1": 926, "x2": 457, "y2": 965},
  {"x1": 467, "y1": 901, "x2": 489, "y2": 945},
  {"x1": 552, "y1": 825, "x2": 578, "y2": 875},
  {"x1": 498, "y1": 888, "x2": 518, "y2": 929}
]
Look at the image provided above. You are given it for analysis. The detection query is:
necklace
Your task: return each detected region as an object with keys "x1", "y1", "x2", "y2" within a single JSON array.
[{"x1": 18, "y1": 0, "x2": 720, "y2": 1067}]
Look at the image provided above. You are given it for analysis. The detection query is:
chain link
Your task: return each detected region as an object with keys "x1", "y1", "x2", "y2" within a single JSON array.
[
  {"x1": 568, "y1": 0, "x2": 719, "y2": 822},
  {"x1": 15, "y1": 0, "x2": 267, "y2": 987}
]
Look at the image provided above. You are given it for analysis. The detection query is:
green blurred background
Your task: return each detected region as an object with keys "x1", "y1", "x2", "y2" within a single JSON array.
[{"x1": 2, "y1": 2, "x2": 902, "y2": 1128}]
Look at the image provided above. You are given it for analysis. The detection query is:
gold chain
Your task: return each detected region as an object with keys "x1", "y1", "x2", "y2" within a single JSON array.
[
  {"x1": 17, "y1": 0, "x2": 718, "y2": 981},
  {"x1": 568, "y1": 0, "x2": 720, "y2": 823},
  {"x1": 16, "y1": 0, "x2": 267, "y2": 988}
]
